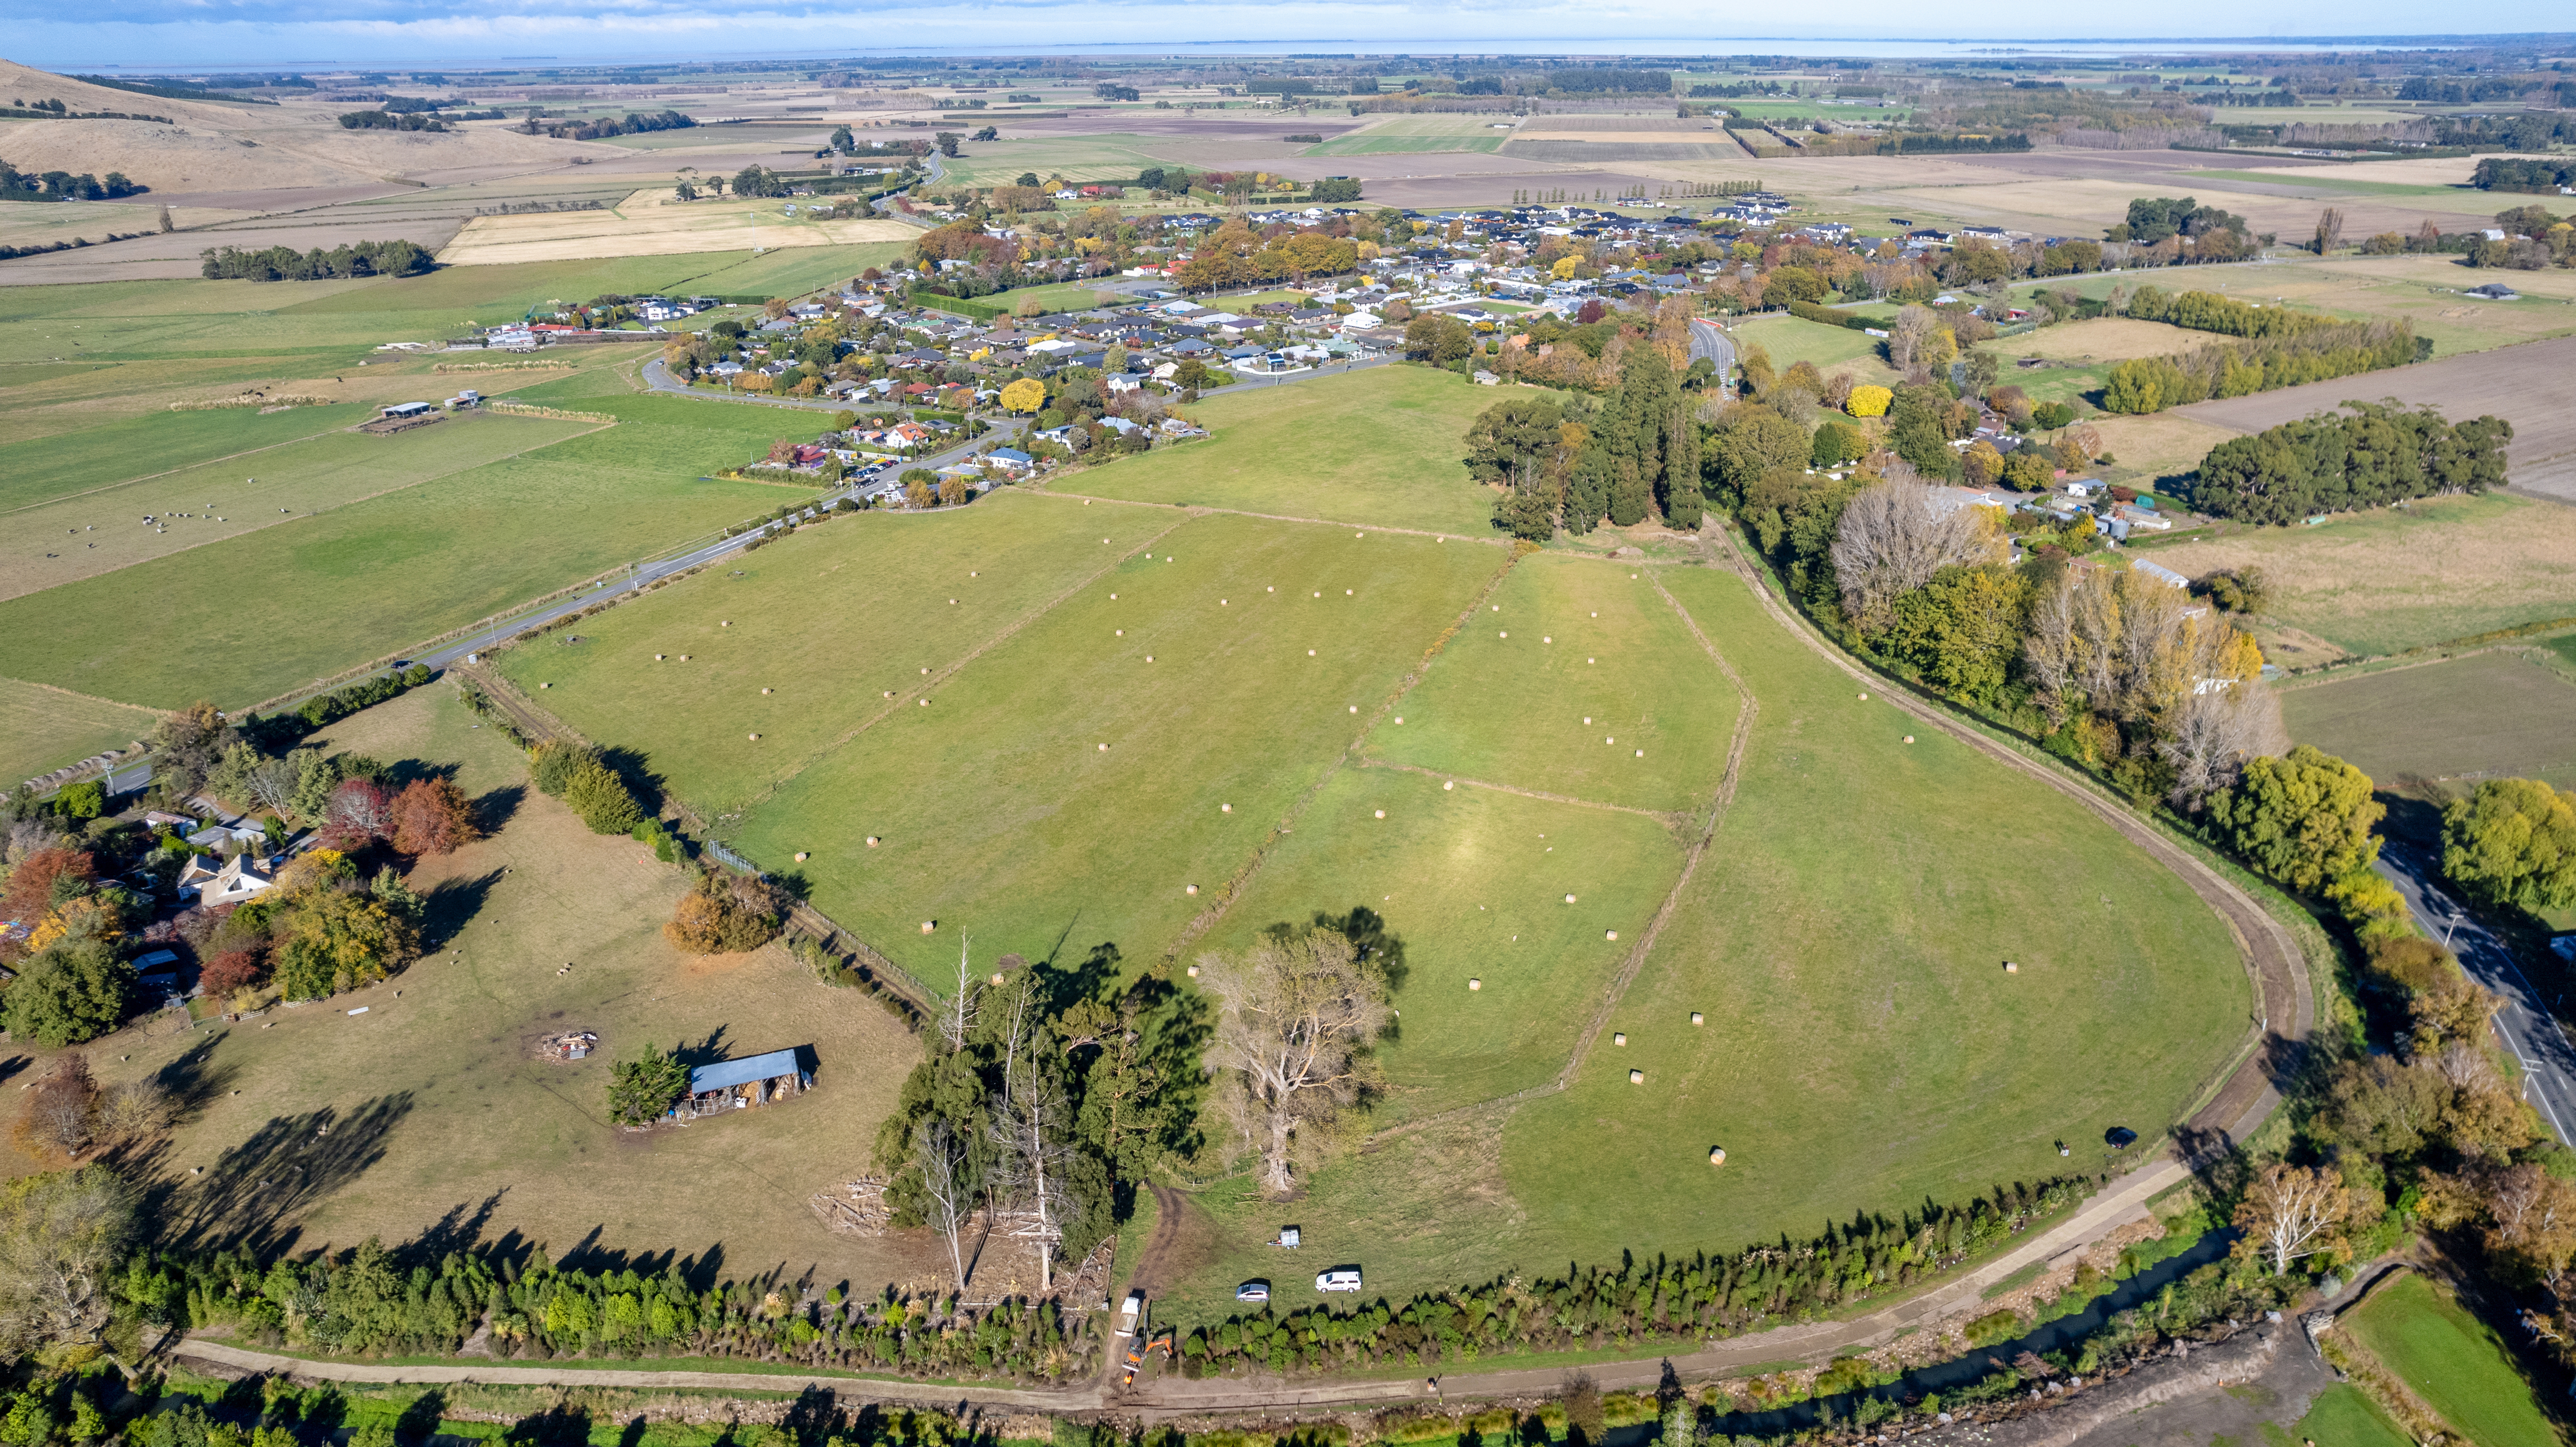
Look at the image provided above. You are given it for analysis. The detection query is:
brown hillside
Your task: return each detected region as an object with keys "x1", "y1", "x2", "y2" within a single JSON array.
[{"x1": 0, "y1": 58, "x2": 257, "y2": 129}]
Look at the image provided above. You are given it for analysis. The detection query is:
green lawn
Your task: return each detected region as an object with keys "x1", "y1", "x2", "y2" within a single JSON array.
[
  {"x1": 1143, "y1": 562, "x2": 2251, "y2": 1325},
  {"x1": 1068, "y1": 366, "x2": 1503, "y2": 534},
  {"x1": 935, "y1": 134, "x2": 1176, "y2": 188},
  {"x1": 0, "y1": 395, "x2": 789, "y2": 709},
  {"x1": 728, "y1": 512, "x2": 1507, "y2": 985},
  {"x1": 2188, "y1": 169, "x2": 2478, "y2": 200},
  {"x1": 1362, "y1": 553, "x2": 1740, "y2": 813},
  {"x1": 494, "y1": 492, "x2": 1182, "y2": 816},
  {"x1": 0, "y1": 676, "x2": 161, "y2": 790},
  {"x1": 2287, "y1": 1385, "x2": 2415, "y2": 1447},
  {"x1": 2343, "y1": 1273, "x2": 2557, "y2": 1447},
  {"x1": 1730, "y1": 314, "x2": 1897, "y2": 381},
  {"x1": 2282, "y1": 651, "x2": 2576, "y2": 796}
]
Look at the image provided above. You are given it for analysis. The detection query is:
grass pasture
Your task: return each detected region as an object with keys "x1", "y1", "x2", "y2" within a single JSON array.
[
  {"x1": 2280, "y1": 651, "x2": 2576, "y2": 797},
  {"x1": 1307, "y1": 117, "x2": 1514, "y2": 156},
  {"x1": 1141, "y1": 562, "x2": 2250, "y2": 1325},
  {"x1": 2008, "y1": 255, "x2": 2576, "y2": 358},
  {"x1": 5, "y1": 684, "x2": 935, "y2": 1288},
  {"x1": 0, "y1": 393, "x2": 788, "y2": 709},
  {"x1": 0, "y1": 411, "x2": 601, "y2": 602},
  {"x1": 2138, "y1": 493, "x2": 2576, "y2": 664},
  {"x1": 1362, "y1": 553, "x2": 1740, "y2": 813},
  {"x1": 0, "y1": 402, "x2": 375, "y2": 514},
  {"x1": 0, "y1": 676, "x2": 160, "y2": 790},
  {"x1": 494, "y1": 493, "x2": 1182, "y2": 816},
  {"x1": 935, "y1": 134, "x2": 1178, "y2": 188},
  {"x1": 729, "y1": 512, "x2": 1506, "y2": 983},
  {"x1": 437, "y1": 191, "x2": 914, "y2": 268},
  {"x1": 1067, "y1": 366, "x2": 1504, "y2": 534},
  {"x1": 2341, "y1": 1273, "x2": 2557, "y2": 1447}
]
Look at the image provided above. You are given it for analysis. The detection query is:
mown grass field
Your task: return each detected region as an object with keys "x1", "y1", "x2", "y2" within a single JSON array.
[
  {"x1": 2342, "y1": 1273, "x2": 2557, "y2": 1447},
  {"x1": 0, "y1": 676, "x2": 160, "y2": 791},
  {"x1": 2006, "y1": 255, "x2": 2576, "y2": 358},
  {"x1": 2289, "y1": 1385, "x2": 2414, "y2": 1447},
  {"x1": 936, "y1": 134, "x2": 1177, "y2": 188},
  {"x1": 1729, "y1": 315, "x2": 1901, "y2": 388},
  {"x1": 1065, "y1": 366, "x2": 1503, "y2": 534},
  {"x1": 2, "y1": 402, "x2": 374, "y2": 513},
  {"x1": 1308, "y1": 118, "x2": 1511, "y2": 156},
  {"x1": 1146, "y1": 563, "x2": 2249, "y2": 1326},
  {"x1": 0, "y1": 393, "x2": 788, "y2": 709},
  {"x1": 2137, "y1": 493, "x2": 2576, "y2": 663},
  {"x1": 5, "y1": 685, "x2": 936, "y2": 1290},
  {"x1": 2280, "y1": 651, "x2": 2576, "y2": 796}
]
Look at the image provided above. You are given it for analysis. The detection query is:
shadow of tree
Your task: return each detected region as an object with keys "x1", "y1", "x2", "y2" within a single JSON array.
[
  {"x1": 160, "y1": 1092, "x2": 416, "y2": 1256},
  {"x1": 418, "y1": 871, "x2": 501, "y2": 954},
  {"x1": 474, "y1": 783, "x2": 527, "y2": 838}
]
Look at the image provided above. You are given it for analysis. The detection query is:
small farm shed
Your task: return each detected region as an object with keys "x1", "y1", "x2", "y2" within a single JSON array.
[{"x1": 682, "y1": 1048, "x2": 810, "y2": 1117}]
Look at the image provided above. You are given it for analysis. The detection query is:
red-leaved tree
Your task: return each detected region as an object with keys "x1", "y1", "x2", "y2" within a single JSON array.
[
  {"x1": 1, "y1": 849, "x2": 99, "y2": 962},
  {"x1": 390, "y1": 778, "x2": 482, "y2": 856},
  {"x1": 198, "y1": 949, "x2": 264, "y2": 998},
  {"x1": 322, "y1": 779, "x2": 395, "y2": 849}
]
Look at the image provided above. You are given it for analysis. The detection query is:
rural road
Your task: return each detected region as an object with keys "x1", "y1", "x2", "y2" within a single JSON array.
[{"x1": 2375, "y1": 844, "x2": 2576, "y2": 1144}]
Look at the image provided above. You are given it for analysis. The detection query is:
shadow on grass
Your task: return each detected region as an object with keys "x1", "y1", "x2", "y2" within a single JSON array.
[
  {"x1": 419, "y1": 870, "x2": 502, "y2": 954},
  {"x1": 475, "y1": 783, "x2": 528, "y2": 838},
  {"x1": 154, "y1": 1091, "x2": 417, "y2": 1256}
]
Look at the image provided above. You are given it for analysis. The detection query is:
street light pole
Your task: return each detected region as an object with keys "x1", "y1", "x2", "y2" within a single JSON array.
[{"x1": 2445, "y1": 913, "x2": 2464, "y2": 949}]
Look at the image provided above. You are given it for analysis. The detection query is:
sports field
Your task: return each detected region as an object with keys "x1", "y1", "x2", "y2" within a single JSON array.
[
  {"x1": 2280, "y1": 650, "x2": 2576, "y2": 796},
  {"x1": 1066, "y1": 366, "x2": 1505, "y2": 534},
  {"x1": 2342, "y1": 1273, "x2": 2556, "y2": 1447},
  {"x1": 2, "y1": 684, "x2": 937, "y2": 1290}
]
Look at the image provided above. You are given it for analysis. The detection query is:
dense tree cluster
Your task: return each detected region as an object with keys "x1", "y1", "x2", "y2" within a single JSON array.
[
  {"x1": 136, "y1": 1239, "x2": 1098, "y2": 1380},
  {"x1": 337, "y1": 110, "x2": 446, "y2": 132},
  {"x1": 2474, "y1": 157, "x2": 2576, "y2": 194},
  {"x1": 2122, "y1": 284, "x2": 2325, "y2": 339},
  {"x1": 198, "y1": 241, "x2": 434, "y2": 281},
  {"x1": 1466, "y1": 319, "x2": 1700, "y2": 538},
  {"x1": 2098, "y1": 321, "x2": 2420, "y2": 415},
  {"x1": 2185, "y1": 403, "x2": 2511, "y2": 524},
  {"x1": 527, "y1": 108, "x2": 695, "y2": 141}
]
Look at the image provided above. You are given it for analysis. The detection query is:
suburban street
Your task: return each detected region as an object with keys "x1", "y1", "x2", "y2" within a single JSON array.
[
  {"x1": 2376, "y1": 843, "x2": 2576, "y2": 1144},
  {"x1": 1687, "y1": 316, "x2": 1737, "y2": 379}
]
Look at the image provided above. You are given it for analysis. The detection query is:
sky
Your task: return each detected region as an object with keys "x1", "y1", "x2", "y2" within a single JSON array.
[{"x1": 7, "y1": 0, "x2": 2569, "y2": 71}]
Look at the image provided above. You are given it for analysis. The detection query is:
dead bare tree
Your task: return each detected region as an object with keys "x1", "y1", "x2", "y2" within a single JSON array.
[
  {"x1": 1828, "y1": 479, "x2": 2004, "y2": 632},
  {"x1": 1199, "y1": 929, "x2": 1389, "y2": 1198},
  {"x1": 2157, "y1": 679, "x2": 2287, "y2": 810},
  {"x1": 939, "y1": 935, "x2": 979, "y2": 1053},
  {"x1": 915, "y1": 1118, "x2": 973, "y2": 1293},
  {"x1": 0, "y1": 1166, "x2": 131, "y2": 1365},
  {"x1": 985, "y1": 981, "x2": 1077, "y2": 1291},
  {"x1": 2232, "y1": 1162, "x2": 2364, "y2": 1277}
]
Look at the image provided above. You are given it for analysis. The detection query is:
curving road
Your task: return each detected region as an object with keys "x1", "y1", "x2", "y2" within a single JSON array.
[{"x1": 2376, "y1": 843, "x2": 2575, "y2": 1144}]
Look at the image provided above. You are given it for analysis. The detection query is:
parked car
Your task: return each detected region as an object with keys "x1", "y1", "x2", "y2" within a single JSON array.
[
  {"x1": 1314, "y1": 1267, "x2": 1363, "y2": 1293},
  {"x1": 1236, "y1": 1281, "x2": 1270, "y2": 1303}
]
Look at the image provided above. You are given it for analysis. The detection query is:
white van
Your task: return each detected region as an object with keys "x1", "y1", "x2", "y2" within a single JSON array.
[{"x1": 1314, "y1": 1268, "x2": 1363, "y2": 1293}]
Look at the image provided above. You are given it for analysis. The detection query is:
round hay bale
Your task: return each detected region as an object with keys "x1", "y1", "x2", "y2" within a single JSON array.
[
  {"x1": 1605, "y1": 735, "x2": 1615, "y2": 745},
  {"x1": 748, "y1": 732, "x2": 760, "y2": 740},
  {"x1": 1186, "y1": 964, "x2": 1199, "y2": 978},
  {"x1": 1584, "y1": 716, "x2": 1592, "y2": 724},
  {"x1": 1348, "y1": 706, "x2": 1358, "y2": 714},
  {"x1": 949, "y1": 599, "x2": 957, "y2": 605},
  {"x1": 1468, "y1": 978, "x2": 1482, "y2": 991},
  {"x1": 1544, "y1": 636, "x2": 1552, "y2": 643},
  {"x1": 1690, "y1": 1011, "x2": 1704, "y2": 1026},
  {"x1": 679, "y1": 654, "x2": 691, "y2": 661},
  {"x1": 1607, "y1": 929, "x2": 1619, "y2": 941},
  {"x1": 922, "y1": 921, "x2": 936, "y2": 934},
  {"x1": 1612, "y1": 1032, "x2": 1627, "y2": 1047},
  {"x1": 762, "y1": 687, "x2": 773, "y2": 695},
  {"x1": 1268, "y1": 586, "x2": 1274, "y2": 592},
  {"x1": 1565, "y1": 893, "x2": 1577, "y2": 904},
  {"x1": 1116, "y1": 629, "x2": 1124, "y2": 636},
  {"x1": 1858, "y1": 692, "x2": 1868, "y2": 701},
  {"x1": 1628, "y1": 1069, "x2": 1644, "y2": 1085},
  {"x1": 1492, "y1": 605, "x2": 1501, "y2": 612},
  {"x1": 1709, "y1": 1147, "x2": 1727, "y2": 1166},
  {"x1": 1588, "y1": 657, "x2": 1596, "y2": 664},
  {"x1": 1904, "y1": 735, "x2": 1915, "y2": 744},
  {"x1": 1221, "y1": 599, "x2": 1228, "y2": 606},
  {"x1": 867, "y1": 836, "x2": 881, "y2": 847},
  {"x1": 1345, "y1": 589, "x2": 1353, "y2": 595},
  {"x1": 1098, "y1": 743, "x2": 1109, "y2": 751},
  {"x1": 1394, "y1": 716, "x2": 1404, "y2": 724},
  {"x1": 1221, "y1": 803, "x2": 1232, "y2": 812},
  {"x1": 1373, "y1": 809, "x2": 1386, "y2": 819},
  {"x1": 2004, "y1": 961, "x2": 2019, "y2": 973},
  {"x1": 1308, "y1": 649, "x2": 1316, "y2": 656},
  {"x1": 794, "y1": 852, "x2": 809, "y2": 863},
  {"x1": 883, "y1": 691, "x2": 894, "y2": 698},
  {"x1": 1146, "y1": 656, "x2": 1154, "y2": 663},
  {"x1": 1315, "y1": 592, "x2": 1322, "y2": 598},
  {"x1": 919, "y1": 699, "x2": 930, "y2": 707},
  {"x1": 541, "y1": 682, "x2": 551, "y2": 689},
  {"x1": 1185, "y1": 885, "x2": 1198, "y2": 896},
  {"x1": 1635, "y1": 749, "x2": 1644, "y2": 758},
  {"x1": 970, "y1": 571, "x2": 979, "y2": 577},
  {"x1": 656, "y1": 654, "x2": 666, "y2": 661},
  {"x1": 1110, "y1": 593, "x2": 1118, "y2": 599},
  {"x1": 921, "y1": 666, "x2": 930, "y2": 674},
  {"x1": 1499, "y1": 631, "x2": 1508, "y2": 638}
]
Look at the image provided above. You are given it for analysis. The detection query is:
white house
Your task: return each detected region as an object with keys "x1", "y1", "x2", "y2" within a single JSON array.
[{"x1": 177, "y1": 853, "x2": 275, "y2": 906}]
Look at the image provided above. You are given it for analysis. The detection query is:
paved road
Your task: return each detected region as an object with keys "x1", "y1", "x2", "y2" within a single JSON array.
[
  {"x1": 1687, "y1": 317, "x2": 1737, "y2": 380},
  {"x1": 640, "y1": 355, "x2": 872, "y2": 412},
  {"x1": 2376, "y1": 844, "x2": 2576, "y2": 1144}
]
